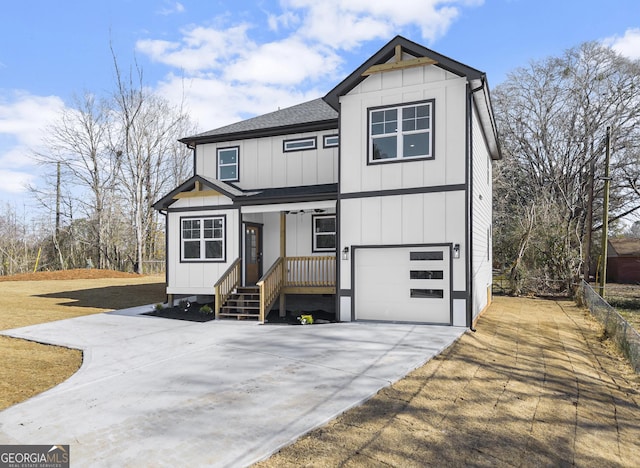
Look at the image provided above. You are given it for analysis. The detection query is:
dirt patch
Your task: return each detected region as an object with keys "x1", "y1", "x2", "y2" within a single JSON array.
[
  {"x1": 0, "y1": 270, "x2": 165, "y2": 410},
  {"x1": 255, "y1": 297, "x2": 640, "y2": 467}
]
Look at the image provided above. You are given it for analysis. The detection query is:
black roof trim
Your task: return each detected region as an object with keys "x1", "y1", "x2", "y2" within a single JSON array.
[
  {"x1": 236, "y1": 183, "x2": 338, "y2": 206},
  {"x1": 152, "y1": 175, "x2": 240, "y2": 210},
  {"x1": 324, "y1": 35, "x2": 485, "y2": 110},
  {"x1": 180, "y1": 119, "x2": 337, "y2": 146}
]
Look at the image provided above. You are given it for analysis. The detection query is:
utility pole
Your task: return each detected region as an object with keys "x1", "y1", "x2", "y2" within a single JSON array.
[
  {"x1": 598, "y1": 126, "x2": 611, "y2": 297},
  {"x1": 583, "y1": 157, "x2": 595, "y2": 282}
]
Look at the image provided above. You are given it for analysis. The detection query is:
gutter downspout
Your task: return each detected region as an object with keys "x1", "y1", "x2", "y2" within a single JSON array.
[
  {"x1": 159, "y1": 209, "x2": 169, "y2": 305},
  {"x1": 466, "y1": 77, "x2": 487, "y2": 332},
  {"x1": 466, "y1": 83, "x2": 475, "y2": 332}
]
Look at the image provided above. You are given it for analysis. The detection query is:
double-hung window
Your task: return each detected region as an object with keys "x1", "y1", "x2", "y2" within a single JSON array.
[
  {"x1": 181, "y1": 216, "x2": 225, "y2": 261},
  {"x1": 217, "y1": 147, "x2": 239, "y2": 182},
  {"x1": 312, "y1": 215, "x2": 336, "y2": 252},
  {"x1": 369, "y1": 100, "x2": 434, "y2": 163}
]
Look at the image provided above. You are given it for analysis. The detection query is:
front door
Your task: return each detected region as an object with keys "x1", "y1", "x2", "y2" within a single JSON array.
[{"x1": 245, "y1": 224, "x2": 262, "y2": 285}]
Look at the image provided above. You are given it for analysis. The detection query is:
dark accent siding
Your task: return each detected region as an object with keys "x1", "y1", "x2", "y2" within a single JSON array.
[
  {"x1": 452, "y1": 291, "x2": 467, "y2": 299},
  {"x1": 340, "y1": 184, "x2": 465, "y2": 200}
]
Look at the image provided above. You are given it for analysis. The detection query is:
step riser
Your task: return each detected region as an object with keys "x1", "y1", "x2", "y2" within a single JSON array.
[{"x1": 218, "y1": 287, "x2": 261, "y2": 320}]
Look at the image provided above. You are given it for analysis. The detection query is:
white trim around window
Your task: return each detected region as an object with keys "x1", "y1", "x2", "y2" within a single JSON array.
[
  {"x1": 283, "y1": 137, "x2": 317, "y2": 152},
  {"x1": 323, "y1": 134, "x2": 339, "y2": 148},
  {"x1": 312, "y1": 214, "x2": 336, "y2": 252},
  {"x1": 217, "y1": 146, "x2": 239, "y2": 182},
  {"x1": 181, "y1": 215, "x2": 226, "y2": 262},
  {"x1": 368, "y1": 100, "x2": 435, "y2": 164}
]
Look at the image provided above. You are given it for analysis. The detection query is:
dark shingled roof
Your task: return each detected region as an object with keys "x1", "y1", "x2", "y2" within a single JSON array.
[{"x1": 182, "y1": 98, "x2": 337, "y2": 143}]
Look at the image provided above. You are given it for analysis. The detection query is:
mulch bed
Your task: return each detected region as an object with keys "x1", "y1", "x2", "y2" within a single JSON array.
[
  {"x1": 144, "y1": 304, "x2": 337, "y2": 324},
  {"x1": 144, "y1": 302, "x2": 215, "y2": 322},
  {"x1": 264, "y1": 309, "x2": 336, "y2": 325}
]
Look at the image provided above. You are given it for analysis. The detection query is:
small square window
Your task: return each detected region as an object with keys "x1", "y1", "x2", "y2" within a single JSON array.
[
  {"x1": 217, "y1": 147, "x2": 239, "y2": 182},
  {"x1": 312, "y1": 215, "x2": 336, "y2": 252}
]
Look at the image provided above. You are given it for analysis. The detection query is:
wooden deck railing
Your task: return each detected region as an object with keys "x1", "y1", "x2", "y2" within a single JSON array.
[
  {"x1": 256, "y1": 257, "x2": 285, "y2": 323},
  {"x1": 214, "y1": 257, "x2": 241, "y2": 320},
  {"x1": 286, "y1": 256, "x2": 335, "y2": 287}
]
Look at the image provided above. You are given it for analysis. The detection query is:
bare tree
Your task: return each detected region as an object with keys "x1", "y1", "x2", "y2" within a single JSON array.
[
  {"x1": 110, "y1": 51, "x2": 194, "y2": 273},
  {"x1": 35, "y1": 92, "x2": 120, "y2": 269},
  {"x1": 493, "y1": 42, "x2": 640, "y2": 293}
]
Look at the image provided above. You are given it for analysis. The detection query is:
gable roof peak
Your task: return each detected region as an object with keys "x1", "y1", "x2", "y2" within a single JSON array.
[{"x1": 324, "y1": 35, "x2": 485, "y2": 110}]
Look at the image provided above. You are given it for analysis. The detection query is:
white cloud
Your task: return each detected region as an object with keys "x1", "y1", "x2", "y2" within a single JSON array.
[
  {"x1": 155, "y1": 73, "x2": 324, "y2": 132},
  {"x1": 136, "y1": 0, "x2": 483, "y2": 132},
  {"x1": 604, "y1": 28, "x2": 640, "y2": 60},
  {"x1": 0, "y1": 91, "x2": 65, "y2": 194},
  {"x1": 157, "y1": 1, "x2": 185, "y2": 16},
  {"x1": 223, "y1": 37, "x2": 342, "y2": 85},
  {"x1": 280, "y1": 0, "x2": 483, "y2": 48},
  {"x1": 136, "y1": 24, "x2": 253, "y2": 73}
]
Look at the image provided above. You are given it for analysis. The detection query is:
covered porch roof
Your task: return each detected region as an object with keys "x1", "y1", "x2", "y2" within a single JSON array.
[{"x1": 153, "y1": 176, "x2": 337, "y2": 212}]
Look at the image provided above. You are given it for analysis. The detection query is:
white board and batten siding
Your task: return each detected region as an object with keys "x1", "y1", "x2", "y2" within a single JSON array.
[
  {"x1": 196, "y1": 131, "x2": 338, "y2": 190},
  {"x1": 166, "y1": 194, "x2": 239, "y2": 296},
  {"x1": 471, "y1": 104, "x2": 493, "y2": 321},
  {"x1": 339, "y1": 62, "x2": 469, "y2": 324},
  {"x1": 339, "y1": 65, "x2": 468, "y2": 195}
]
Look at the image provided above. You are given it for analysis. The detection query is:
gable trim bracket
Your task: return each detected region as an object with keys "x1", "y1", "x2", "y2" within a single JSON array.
[{"x1": 362, "y1": 44, "x2": 438, "y2": 76}]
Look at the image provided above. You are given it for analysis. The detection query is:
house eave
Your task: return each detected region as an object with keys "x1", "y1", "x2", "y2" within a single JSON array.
[{"x1": 180, "y1": 119, "x2": 338, "y2": 146}]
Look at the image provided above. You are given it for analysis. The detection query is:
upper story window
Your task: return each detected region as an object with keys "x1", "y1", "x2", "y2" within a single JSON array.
[
  {"x1": 323, "y1": 135, "x2": 339, "y2": 148},
  {"x1": 368, "y1": 100, "x2": 434, "y2": 164},
  {"x1": 181, "y1": 216, "x2": 226, "y2": 262},
  {"x1": 283, "y1": 137, "x2": 317, "y2": 152},
  {"x1": 217, "y1": 147, "x2": 239, "y2": 182},
  {"x1": 312, "y1": 214, "x2": 336, "y2": 252}
]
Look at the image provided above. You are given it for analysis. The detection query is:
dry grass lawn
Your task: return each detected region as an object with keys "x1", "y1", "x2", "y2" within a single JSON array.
[
  {"x1": 2, "y1": 272, "x2": 639, "y2": 466},
  {"x1": 0, "y1": 269, "x2": 165, "y2": 410},
  {"x1": 257, "y1": 297, "x2": 640, "y2": 467}
]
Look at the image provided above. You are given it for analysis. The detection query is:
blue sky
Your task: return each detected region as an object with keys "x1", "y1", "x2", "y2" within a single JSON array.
[{"x1": 1, "y1": 0, "x2": 639, "y2": 208}]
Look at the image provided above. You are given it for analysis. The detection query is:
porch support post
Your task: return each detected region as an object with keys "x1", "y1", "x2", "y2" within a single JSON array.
[{"x1": 280, "y1": 211, "x2": 287, "y2": 318}]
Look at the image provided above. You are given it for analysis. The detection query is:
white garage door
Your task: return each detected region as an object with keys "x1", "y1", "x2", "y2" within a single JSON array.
[{"x1": 355, "y1": 246, "x2": 451, "y2": 324}]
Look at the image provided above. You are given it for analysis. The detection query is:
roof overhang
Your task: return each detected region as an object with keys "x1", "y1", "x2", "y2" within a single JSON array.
[{"x1": 470, "y1": 77, "x2": 502, "y2": 161}]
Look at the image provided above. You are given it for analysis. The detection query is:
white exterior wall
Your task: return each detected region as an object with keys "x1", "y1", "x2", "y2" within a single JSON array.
[
  {"x1": 196, "y1": 131, "x2": 338, "y2": 190},
  {"x1": 339, "y1": 192, "x2": 466, "y2": 293},
  {"x1": 166, "y1": 194, "x2": 239, "y2": 296},
  {"x1": 471, "y1": 103, "x2": 493, "y2": 321},
  {"x1": 338, "y1": 61, "x2": 469, "y2": 323},
  {"x1": 339, "y1": 66, "x2": 467, "y2": 195}
]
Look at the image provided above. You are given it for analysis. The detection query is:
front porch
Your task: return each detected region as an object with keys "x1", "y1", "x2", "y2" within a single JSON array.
[
  {"x1": 216, "y1": 200, "x2": 337, "y2": 322},
  {"x1": 214, "y1": 255, "x2": 336, "y2": 322}
]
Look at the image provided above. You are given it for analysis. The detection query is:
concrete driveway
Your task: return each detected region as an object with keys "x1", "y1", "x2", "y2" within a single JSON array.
[{"x1": 0, "y1": 307, "x2": 464, "y2": 467}]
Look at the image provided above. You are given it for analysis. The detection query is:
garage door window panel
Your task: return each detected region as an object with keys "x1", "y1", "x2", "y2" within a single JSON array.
[
  {"x1": 410, "y1": 289, "x2": 444, "y2": 299},
  {"x1": 410, "y1": 251, "x2": 443, "y2": 261},
  {"x1": 410, "y1": 270, "x2": 444, "y2": 280}
]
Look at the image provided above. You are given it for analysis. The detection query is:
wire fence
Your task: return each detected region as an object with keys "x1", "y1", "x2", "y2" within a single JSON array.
[{"x1": 579, "y1": 280, "x2": 640, "y2": 373}]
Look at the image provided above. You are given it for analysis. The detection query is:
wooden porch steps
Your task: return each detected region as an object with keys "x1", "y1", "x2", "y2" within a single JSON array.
[{"x1": 218, "y1": 286, "x2": 260, "y2": 320}]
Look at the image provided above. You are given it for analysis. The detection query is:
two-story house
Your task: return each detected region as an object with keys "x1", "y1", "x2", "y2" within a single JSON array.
[{"x1": 153, "y1": 35, "x2": 501, "y2": 327}]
